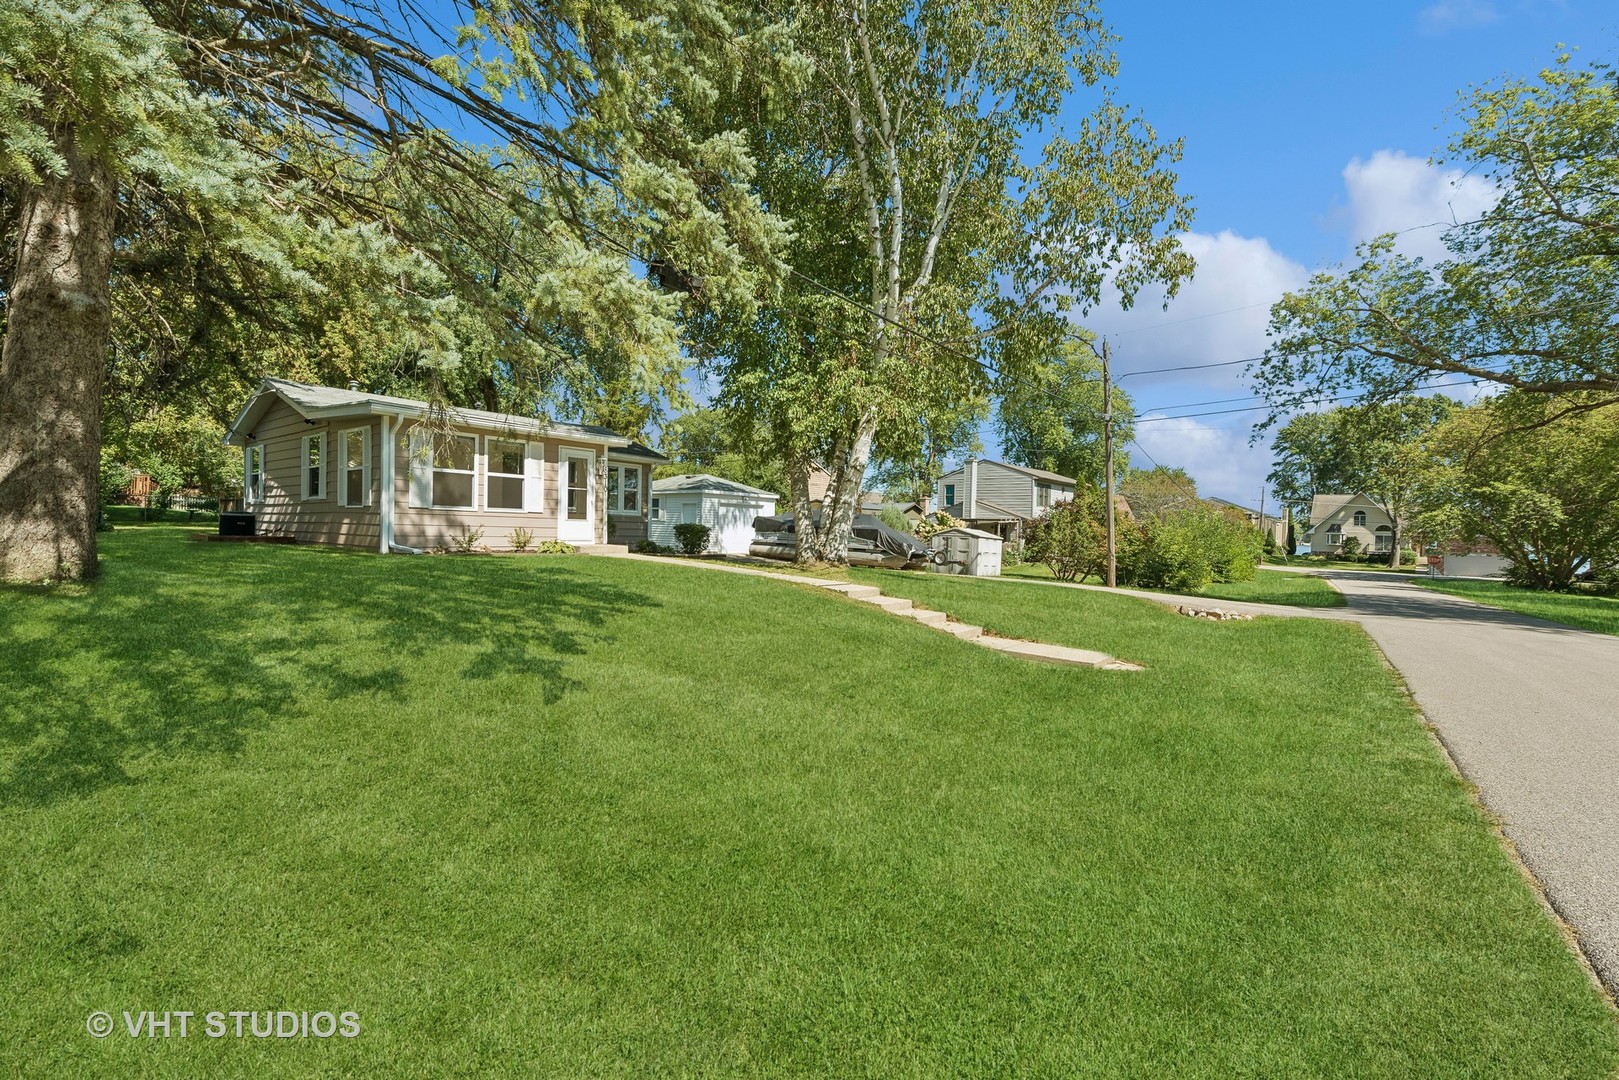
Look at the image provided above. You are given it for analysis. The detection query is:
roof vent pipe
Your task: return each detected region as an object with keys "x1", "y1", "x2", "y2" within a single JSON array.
[{"x1": 348, "y1": 378, "x2": 360, "y2": 392}]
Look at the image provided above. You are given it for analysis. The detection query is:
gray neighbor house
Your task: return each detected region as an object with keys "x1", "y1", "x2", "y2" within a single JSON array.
[{"x1": 934, "y1": 456, "x2": 1076, "y2": 542}]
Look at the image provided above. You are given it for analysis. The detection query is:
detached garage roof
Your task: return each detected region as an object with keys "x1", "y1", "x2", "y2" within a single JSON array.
[{"x1": 652, "y1": 474, "x2": 780, "y2": 499}]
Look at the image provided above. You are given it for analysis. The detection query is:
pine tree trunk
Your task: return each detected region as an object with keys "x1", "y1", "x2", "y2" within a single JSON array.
[{"x1": 0, "y1": 129, "x2": 116, "y2": 581}]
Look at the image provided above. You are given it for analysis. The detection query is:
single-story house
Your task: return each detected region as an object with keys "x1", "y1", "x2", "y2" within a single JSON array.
[
  {"x1": 223, "y1": 378, "x2": 666, "y2": 552},
  {"x1": 934, "y1": 456, "x2": 1077, "y2": 543},
  {"x1": 1300, "y1": 493, "x2": 1397, "y2": 555},
  {"x1": 650, "y1": 474, "x2": 779, "y2": 554}
]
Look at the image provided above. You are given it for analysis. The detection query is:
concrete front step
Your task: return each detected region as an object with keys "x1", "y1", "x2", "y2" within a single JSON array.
[
  {"x1": 861, "y1": 595, "x2": 914, "y2": 614},
  {"x1": 975, "y1": 635, "x2": 1144, "y2": 670},
  {"x1": 941, "y1": 622, "x2": 984, "y2": 641},
  {"x1": 823, "y1": 582, "x2": 882, "y2": 600},
  {"x1": 907, "y1": 609, "x2": 950, "y2": 628}
]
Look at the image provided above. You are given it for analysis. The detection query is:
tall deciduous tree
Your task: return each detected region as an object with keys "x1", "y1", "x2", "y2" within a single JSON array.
[
  {"x1": 1334, "y1": 395, "x2": 1456, "y2": 567},
  {"x1": 1266, "y1": 411, "x2": 1353, "y2": 521},
  {"x1": 999, "y1": 336, "x2": 1133, "y2": 486},
  {"x1": 1416, "y1": 394, "x2": 1619, "y2": 589},
  {"x1": 1254, "y1": 50, "x2": 1619, "y2": 419},
  {"x1": 716, "y1": 0, "x2": 1193, "y2": 564},
  {"x1": 1, "y1": 0, "x2": 789, "y2": 580}
]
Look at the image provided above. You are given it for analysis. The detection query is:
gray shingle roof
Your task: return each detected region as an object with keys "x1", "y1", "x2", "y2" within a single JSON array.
[{"x1": 652, "y1": 473, "x2": 780, "y2": 499}]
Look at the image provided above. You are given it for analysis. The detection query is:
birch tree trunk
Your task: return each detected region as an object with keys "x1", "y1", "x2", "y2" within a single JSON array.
[
  {"x1": 0, "y1": 129, "x2": 116, "y2": 581},
  {"x1": 788, "y1": 456, "x2": 821, "y2": 563}
]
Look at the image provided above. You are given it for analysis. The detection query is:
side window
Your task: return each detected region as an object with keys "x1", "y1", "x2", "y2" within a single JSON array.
[
  {"x1": 944, "y1": 484, "x2": 956, "y2": 505},
  {"x1": 341, "y1": 428, "x2": 369, "y2": 507},
  {"x1": 301, "y1": 433, "x2": 325, "y2": 500},
  {"x1": 1353, "y1": 510, "x2": 1367, "y2": 527},
  {"x1": 650, "y1": 497, "x2": 661, "y2": 520},
  {"x1": 247, "y1": 445, "x2": 264, "y2": 503}
]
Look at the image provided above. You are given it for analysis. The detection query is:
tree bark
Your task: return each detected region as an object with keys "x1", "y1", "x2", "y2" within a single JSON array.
[
  {"x1": 788, "y1": 456, "x2": 821, "y2": 564},
  {"x1": 0, "y1": 128, "x2": 116, "y2": 581}
]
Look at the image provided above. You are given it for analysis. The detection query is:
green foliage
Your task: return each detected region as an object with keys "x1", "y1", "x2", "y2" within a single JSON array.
[
  {"x1": 507, "y1": 528, "x2": 535, "y2": 553},
  {"x1": 655, "y1": 407, "x2": 787, "y2": 495},
  {"x1": 999, "y1": 338, "x2": 1133, "y2": 485},
  {"x1": 911, "y1": 511, "x2": 962, "y2": 542},
  {"x1": 1266, "y1": 411, "x2": 1352, "y2": 518},
  {"x1": 1119, "y1": 506, "x2": 1260, "y2": 593},
  {"x1": 632, "y1": 539, "x2": 673, "y2": 555},
  {"x1": 1025, "y1": 492, "x2": 1109, "y2": 583},
  {"x1": 533, "y1": 540, "x2": 579, "y2": 556},
  {"x1": 672, "y1": 523, "x2": 711, "y2": 555},
  {"x1": 1415, "y1": 394, "x2": 1619, "y2": 590},
  {"x1": 1120, "y1": 466, "x2": 1199, "y2": 520},
  {"x1": 1257, "y1": 49, "x2": 1619, "y2": 414},
  {"x1": 1339, "y1": 536, "x2": 1362, "y2": 557},
  {"x1": 450, "y1": 528, "x2": 486, "y2": 554},
  {"x1": 875, "y1": 507, "x2": 913, "y2": 534}
]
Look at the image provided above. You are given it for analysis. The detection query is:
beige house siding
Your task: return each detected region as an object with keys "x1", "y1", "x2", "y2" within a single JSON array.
[
  {"x1": 246, "y1": 399, "x2": 381, "y2": 547},
  {"x1": 392, "y1": 433, "x2": 610, "y2": 550},
  {"x1": 1306, "y1": 494, "x2": 1395, "y2": 553}
]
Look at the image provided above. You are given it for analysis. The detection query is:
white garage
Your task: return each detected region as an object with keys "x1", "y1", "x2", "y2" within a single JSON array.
[{"x1": 650, "y1": 474, "x2": 779, "y2": 555}]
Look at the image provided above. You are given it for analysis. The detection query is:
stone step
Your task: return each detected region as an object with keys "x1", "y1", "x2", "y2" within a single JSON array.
[
  {"x1": 822, "y1": 583, "x2": 882, "y2": 600},
  {"x1": 975, "y1": 634, "x2": 1143, "y2": 670},
  {"x1": 941, "y1": 622, "x2": 984, "y2": 641},
  {"x1": 862, "y1": 595, "x2": 914, "y2": 614},
  {"x1": 907, "y1": 608, "x2": 949, "y2": 628}
]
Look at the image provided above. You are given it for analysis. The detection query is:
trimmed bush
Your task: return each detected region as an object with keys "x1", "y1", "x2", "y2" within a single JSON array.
[{"x1": 673, "y1": 523, "x2": 711, "y2": 555}]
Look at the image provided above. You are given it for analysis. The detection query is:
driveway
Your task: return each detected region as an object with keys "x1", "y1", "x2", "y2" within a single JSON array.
[{"x1": 1301, "y1": 569, "x2": 1619, "y2": 996}]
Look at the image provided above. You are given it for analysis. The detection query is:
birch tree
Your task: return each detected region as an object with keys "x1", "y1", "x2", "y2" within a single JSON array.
[{"x1": 718, "y1": 0, "x2": 1193, "y2": 563}]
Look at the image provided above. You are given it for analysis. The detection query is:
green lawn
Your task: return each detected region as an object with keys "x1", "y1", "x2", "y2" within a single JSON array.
[
  {"x1": 1001, "y1": 564, "x2": 1346, "y2": 607},
  {"x1": 2, "y1": 526, "x2": 1614, "y2": 1077},
  {"x1": 1420, "y1": 578, "x2": 1619, "y2": 637}
]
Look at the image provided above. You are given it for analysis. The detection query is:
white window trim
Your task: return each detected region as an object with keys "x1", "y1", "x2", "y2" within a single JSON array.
[
  {"x1": 338, "y1": 427, "x2": 372, "y2": 508},
  {"x1": 1353, "y1": 510, "x2": 1368, "y2": 527},
  {"x1": 430, "y1": 433, "x2": 478, "y2": 510},
  {"x1": 301, "y1": 432, "x2": 325, "y2": 501},
  {"x1": 650, "y1": 496, "x2": 662, "y2": 521},
  {"x1": 606, "y1": 464, "x2": 642, "y2": 515},
  {"x1": 484, "y1": 435, "x2": 534, "y2": 514}
]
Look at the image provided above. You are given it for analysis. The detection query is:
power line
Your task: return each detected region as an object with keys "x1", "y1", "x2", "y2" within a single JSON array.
[{"x1": 1135, "y1": 377, "x2": 1488, "y2": 424}]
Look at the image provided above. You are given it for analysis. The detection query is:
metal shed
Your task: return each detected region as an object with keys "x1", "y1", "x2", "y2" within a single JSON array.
[{"x1": 928, "y1": 527, "x2": 1003, "y2": 577}]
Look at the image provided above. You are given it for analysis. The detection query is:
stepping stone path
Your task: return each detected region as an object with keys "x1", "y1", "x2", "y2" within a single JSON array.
[{"x1": 597, "y1": 552, "x2": 1142, "y2": 671}]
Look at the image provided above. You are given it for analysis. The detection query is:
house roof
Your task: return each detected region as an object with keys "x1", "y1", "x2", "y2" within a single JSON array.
[
  {"x1": 652, "y1": 473, "x2": 780, "y2": 499},
  {"x1": 612, "y1": 441, "x2": 670, "y2": 463},
  {"x1": 223, "y1": 378, "x2": 636, "y2": 448},
  {"x1": 1306, "y1": 493, "x2": 1359, "y2": 526},
  {"x1": 937, "y1": 458, "x2": 1078, "y2": 486},
  {"x1": 942, "y1": 498, "x2": 1025, "y2": 522}
]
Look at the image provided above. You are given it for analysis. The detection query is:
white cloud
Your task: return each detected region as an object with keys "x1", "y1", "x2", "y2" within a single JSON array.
[
  {"x1": 1132, "y1": 415, "x2": 1275, "y2": 509},
  {"x1": 1339, "y1": 149, "x2": 1498, "y2": 262},
  {"x1": 1084, "y1": 229, "x2": 1308, "y2": 393},
  {"x1": 1418, "y1": 0, "x2": 1498, "y2": 33}
]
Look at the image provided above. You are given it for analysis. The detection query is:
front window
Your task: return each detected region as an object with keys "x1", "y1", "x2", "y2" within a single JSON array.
[
  {"x1": 1353, "y1": 510, "x2": 1367, "y2": 527},
  {"x1": 1374, "y1": 527, "x2": 1394, "y2": 552},
  {"x1": 302, "y1": 433, "x2": 324, "y2": 500},
  {"x1": 488, "y1": 438, "x2": 526, "y2": 511},
  {"x1": 607, "y1": 465, "x2": 640, "y2": 512},
  {"x1": 247, "y1": 445, "x2": 263, "y2": 503},
  {"x1": 432, "y1": 435, "x2": 476, "y2": 508},
  {"x1": 944, "y1": 484, "x2": 956, "y2": 506},
  {"x1": 1326, "y1": 526, "x2": 1342, "y2": 543}
]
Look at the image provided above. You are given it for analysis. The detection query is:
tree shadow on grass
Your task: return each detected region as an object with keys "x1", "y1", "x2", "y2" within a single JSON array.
[{"x1": 0, "y1": 532, "x2": 658, "y2": 808}]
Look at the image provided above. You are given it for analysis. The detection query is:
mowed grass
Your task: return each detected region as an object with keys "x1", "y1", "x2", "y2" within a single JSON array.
[
  {"x1": 1001, "y1": 564, "x2": 1346, "y2": 607},
  {"x1": 0, "y1": 528, "x2": 1613, "y2": 1078},
  {"x1": 1420, "y1": 578, "x2": 1619, "y2": 637}
]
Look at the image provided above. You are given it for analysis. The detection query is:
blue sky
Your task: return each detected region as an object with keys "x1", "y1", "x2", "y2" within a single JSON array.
[{"x1": 998, "y1": 0, "x2": 1619, "y2": 508}]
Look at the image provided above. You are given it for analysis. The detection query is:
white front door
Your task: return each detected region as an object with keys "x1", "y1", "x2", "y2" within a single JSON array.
[{"x1": 558, "y1": 450, "x2": 595, "y2": 543}]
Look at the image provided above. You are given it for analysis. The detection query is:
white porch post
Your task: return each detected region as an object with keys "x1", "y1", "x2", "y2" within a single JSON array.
[{"x1": 379, "y1": 414, "x2": 394, "y2": 554}]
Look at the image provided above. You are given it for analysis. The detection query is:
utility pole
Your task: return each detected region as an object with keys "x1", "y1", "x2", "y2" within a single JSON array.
[{"x1": 1103, "y1": 338, "x2": 1116, "y2": 588}]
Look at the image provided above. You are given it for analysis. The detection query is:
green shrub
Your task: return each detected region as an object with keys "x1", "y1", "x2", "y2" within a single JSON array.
[
  {"x1": 507, "y1": 527, "x2": 534, "y2": 552},
  {"x1": 1339, "y1": 535, "x2": 1362, "y2": 557},
  {"x1": 912, "y1": 511, "x2": 961, "y2": 542},
  {"x1": 533, "y1": 540, "x2": 577, "y2": 555},
  {"x1": 1025, "y1": 494, "x2": 1109, "y2": 582},
  {"x1": 1400, "y1": 548, "x2": 1418, "y2": 567},
  {"x1": 1116, "y1": 505, "x2": 1259, "y2": 592},
  {"x1": 673, "y1": 523, "x2": 711, "y2": 555},
  {"x1": 876, "y1": 507, "x2": 913, "y2": 534},
  {"x1": 451, "y1": 527, "x2": 486, "y2": 553},
  {"x1": 633, "y1": 539, "x2": 672, "y2": 554}
]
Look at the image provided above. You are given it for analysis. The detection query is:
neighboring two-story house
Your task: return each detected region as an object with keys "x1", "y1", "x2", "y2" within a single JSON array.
[
  {"x1": 933, "y1": 456, "x2": 1077, "y2": 543},
  {"x1": 1300, "y1": 493, "x2": 1396, "y2": 555}
]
